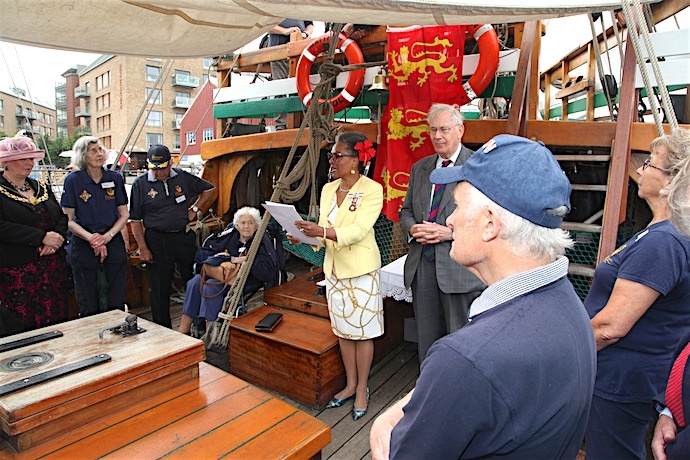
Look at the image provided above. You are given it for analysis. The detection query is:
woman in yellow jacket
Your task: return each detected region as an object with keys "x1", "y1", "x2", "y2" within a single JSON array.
[{"x1": 292, "y1": 131, "x2": 383, "y2": 421}]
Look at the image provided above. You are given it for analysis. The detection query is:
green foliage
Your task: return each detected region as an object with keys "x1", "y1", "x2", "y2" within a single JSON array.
[{"x1": 36, "y1": 129, "x2": 90, "y2": 167}]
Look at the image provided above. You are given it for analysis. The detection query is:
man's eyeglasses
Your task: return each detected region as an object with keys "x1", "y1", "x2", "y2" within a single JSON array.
[
  {"x1": 643, "y1": 159, "x2": 672, "y2": 174},
  {"x1": 428, "y1": 125, "x2": 459, "y2": 135},
  {"x1": 327, "y1": 152, "x2": 357, "y2": 161}
]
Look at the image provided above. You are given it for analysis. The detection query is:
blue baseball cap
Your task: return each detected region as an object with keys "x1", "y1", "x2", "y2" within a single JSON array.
[{"x1": 430, "y1": 134, "x2": 571, "y2": 228}]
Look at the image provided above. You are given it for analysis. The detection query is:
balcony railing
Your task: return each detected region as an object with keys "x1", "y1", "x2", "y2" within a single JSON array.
[
  {"x1": 55, "y1": 97, "x2": 67, "y2": 108},
  {"x1": 172, "y1": 74, "x2": 199, "y2": 88},
  {"x1": 172, "y1": 120, "x2": 181, "y2": 130},
  {"x1": 75, "y1": 87, "x2": 91, "y2": 98},
  {"x1": 172, "y1": 97, "x2": 191, "y2": 109},
  {"x1": 76, "y1": 109, "x2": 91, "y2": 117},
  {"x1": 16, "y1": 109, "x2": 37, "y2": 120}
]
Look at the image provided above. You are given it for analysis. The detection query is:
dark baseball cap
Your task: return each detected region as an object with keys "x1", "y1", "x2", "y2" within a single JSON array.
[
  {"x1": 430, "y1": 134, "x2": 571, "y2": 229},
  {"x1": 147, "y1": 144, "x2": 171, "y2": 169}
]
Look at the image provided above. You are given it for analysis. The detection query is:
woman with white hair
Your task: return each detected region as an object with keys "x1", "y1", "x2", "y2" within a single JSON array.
[
  {"x1": 61, "y1": 136, "x2": 129, "y2": 317},
  {"x1": 178, "y1": 206, "x2": 283, "y2": 334},
  {"x1": 0, "y1": 135, "x2": 70, "y2": 336},
  {"x1": 585, "y1": 127, "x2": 690, "y2": 459}
]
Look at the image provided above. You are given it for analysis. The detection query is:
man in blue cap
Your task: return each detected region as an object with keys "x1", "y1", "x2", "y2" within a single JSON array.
[
  {"x1": 130, "y1": 145, "x2": 215, "y2": 328},
  {"x1": 370, "y1": 134, "x2": 596, "y2": 459}
]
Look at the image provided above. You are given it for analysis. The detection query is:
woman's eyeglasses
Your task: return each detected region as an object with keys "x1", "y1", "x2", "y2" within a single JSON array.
[
  {"x1": 327, "y1": 152, "x2": 357, "y2": 161},
  {"x1": 643, "y1": 159, "x2": 672, "y2": 174}
]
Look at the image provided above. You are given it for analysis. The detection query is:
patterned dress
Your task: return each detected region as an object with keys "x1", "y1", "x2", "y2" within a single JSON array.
[
  {"x1": 325, "y1": 196, "x2": 384, "y2": 340},
  {"x1": 0, "y1": 178, "x2": 70, "y2": 336}
]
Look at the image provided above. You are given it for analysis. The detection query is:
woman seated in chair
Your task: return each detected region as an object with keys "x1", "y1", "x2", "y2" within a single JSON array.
[{"x1": 178, "y1": 206, "x2": 282, "y2": 334}]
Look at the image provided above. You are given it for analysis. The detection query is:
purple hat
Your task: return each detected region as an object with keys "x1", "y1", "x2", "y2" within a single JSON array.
[
  {"x1": 430, "y1": 134, "x2": 571, "y2": 228},
  {"x1": 0, "y1": 135, "x2": 44, "y2": 163}
]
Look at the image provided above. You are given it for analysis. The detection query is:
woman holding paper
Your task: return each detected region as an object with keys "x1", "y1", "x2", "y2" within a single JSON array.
[{"x1": 290, "y1": 131, "x2": 384, "y2": 421}]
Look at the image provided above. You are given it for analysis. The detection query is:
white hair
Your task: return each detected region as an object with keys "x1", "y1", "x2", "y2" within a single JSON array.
[
  {"x1": 233, "y1": 206, "x2": 261, "y2": 227},
  {"x1": 72, "y1": 136, "x2": 100, "y2": 170},
  {"x1": 662, "y1": 128, "x2": 690, "y2": 237},
  {"x1": 464, "y1": 186, "x2": 574, "y2": 261}
]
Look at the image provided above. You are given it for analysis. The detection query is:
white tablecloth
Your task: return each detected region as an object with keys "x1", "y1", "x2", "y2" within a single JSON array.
[{"x1": 380, "y1": 255, "x2": 413, "y2": 302}]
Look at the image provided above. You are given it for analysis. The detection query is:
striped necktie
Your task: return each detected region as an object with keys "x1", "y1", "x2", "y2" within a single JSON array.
[
  {"x1": 665, "y1": 341, "x2": 690, "y2": 427},
  {"x1": 422, "y1": 159, "x2": 452, "y2": 261}
]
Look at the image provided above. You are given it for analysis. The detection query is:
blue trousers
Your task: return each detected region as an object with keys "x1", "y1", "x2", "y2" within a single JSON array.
[{"x1": 585, "y1": 394, "x2": 652, "y2": 460}]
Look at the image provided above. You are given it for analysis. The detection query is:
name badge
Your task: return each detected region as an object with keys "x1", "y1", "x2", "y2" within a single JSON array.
[
  {"x1": 175, "y1": 195, "x2": 187, "y2": 204},
  {"x1": 101, "y1": 181, "x2": 115, "y2": 189}
]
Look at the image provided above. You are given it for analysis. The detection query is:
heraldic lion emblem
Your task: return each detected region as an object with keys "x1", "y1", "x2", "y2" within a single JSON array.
[
  {"x1": 387, "y1": 108, "x2": 429, "y2": 151},
  {"x1": 389, "y1": 36, "x2": 459, "y2": 86}
]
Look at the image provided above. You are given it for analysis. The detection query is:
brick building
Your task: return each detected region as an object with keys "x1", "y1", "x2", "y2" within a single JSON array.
[
  {"x1": 0, "y1": 87, "x2": 56, "y2": 139},
  {"x1": 57, "y1": 55, "x2": 215, "y2": 166}
]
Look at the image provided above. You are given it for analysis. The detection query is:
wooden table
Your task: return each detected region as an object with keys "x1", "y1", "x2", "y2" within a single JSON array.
[{"x1": 0, "y1": 363, "x2": 331, "y2": 459}]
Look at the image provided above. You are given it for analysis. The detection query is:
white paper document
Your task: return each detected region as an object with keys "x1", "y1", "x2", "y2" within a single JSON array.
[{"x1": 262, "y1": 201, "x2": 324, "y2": 247}]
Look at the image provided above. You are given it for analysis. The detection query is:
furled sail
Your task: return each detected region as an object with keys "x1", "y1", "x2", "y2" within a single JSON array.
[{"x1": 0, "y1": 0, "x2": 660, "y2": 57}]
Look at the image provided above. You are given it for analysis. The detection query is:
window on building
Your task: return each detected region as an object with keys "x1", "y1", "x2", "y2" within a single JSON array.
[
  {"x1": 100, "y1": 136, "x2": 111, "y2": 149},
  {"x1": 39, "y1": 113, "x2": 45, "y2": 122},
  {"x1": 174, "y1": 134, "x2": 181, "y2": 150},
  {"x1": 146, "y1": 65, "x2": 161, "y2": 82},
  {"x1": 186, "y1": 132, "x2": 196, "y2": 145},
  {"x1": 97, "y1": 114, "x2": 111, "y2": 131},
  {"x1": 96, "y1": 93, "x2": 111, "y2": 110},
  {"x1": 203, "y1": 58, "x2": 214, "y2": 70},
  {"x1": 58, "y1": 127, "x2": 67, "y2": 137},
  {"x1": 146, "y1": 133, "x2": 163, "y2": 149},
  {"x1": 146, "y1": 88, "x2": 162, "y2": 105},
  {"x1": 45, "y1": 114, "x2": 51, "y2": 124},
  {"x1": 175, "y1": 91, "x2": 191, "y2": 107},
  {"x1": 202, "y1": 128, "x2": 214, "y2": 142},
  {"x1": 95, "y1": 71, "x2": 110, "y2": 90},
  {"x1": 0, "y1": 115, "x2": 4, "y2": 128},
  {"x1": 146, "y1": 111, "x2": 162, "y2": 127},
  {"x1": 202, "y1": 74, "x2": 209, "y2": 85},
  {"x1": 0, "y1": 99, "x2": 3, "y2": 111}
]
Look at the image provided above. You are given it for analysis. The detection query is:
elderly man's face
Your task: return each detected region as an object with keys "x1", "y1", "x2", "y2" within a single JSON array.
[
  {"x1": 428, "y1": 110, "x2": 464, "y2": 159},
  {"x1": 447, "y1": 182, "x2": 481, "y2": 268},
  {"x1": 152, "y1": 165, "x2": 171, "y2": 181}
]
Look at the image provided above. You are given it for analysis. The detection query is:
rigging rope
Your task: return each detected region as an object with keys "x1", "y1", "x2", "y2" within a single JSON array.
[
  {"x1": 204, "y1": 24, "x2": 386, "y2": 349},
  {"x1": 621, "y1": 0, "x2": 664, "y2": 134},
  {"x1": 621, "y1": 0, "x2": 678, "y2": 132},
  {"x1": 632, "y1": 0, "x2": 678, "y2": 129},
  {"x1": 204, "y1": 24, "x2": 346, "y2": 349},
  {"x1": 588, "y1": 14, "x2": 617, "y2": 121},
  {"x1": 114, "y1": 59, "x2": 174, "y2": 167}
]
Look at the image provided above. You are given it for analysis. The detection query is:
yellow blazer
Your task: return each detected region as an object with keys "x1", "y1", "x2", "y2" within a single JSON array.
[{"x1": 318, "y1": 176, "x2": 383, "y2": 279}]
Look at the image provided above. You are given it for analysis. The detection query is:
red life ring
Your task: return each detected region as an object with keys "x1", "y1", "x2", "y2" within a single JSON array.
[
  {"x1": 296, "y1": 33, "x2": 365, "y2": 114},
  {"x1": 458, "y1": 24, "x2": 500, "y2": 106}
]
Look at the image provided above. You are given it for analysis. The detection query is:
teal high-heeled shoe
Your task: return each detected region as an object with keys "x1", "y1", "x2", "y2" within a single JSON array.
[
  {"x1": 352, "y1": 387, "x2": 370, "y2": 421},
  {"x1": 325, "y1": 392, "x2": 355, "y2": 409}
]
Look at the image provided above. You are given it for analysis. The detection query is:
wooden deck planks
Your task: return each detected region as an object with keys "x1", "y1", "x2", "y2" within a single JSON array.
[{"x1": 130, "y1": 257, "x2": 421, "y2": 460}]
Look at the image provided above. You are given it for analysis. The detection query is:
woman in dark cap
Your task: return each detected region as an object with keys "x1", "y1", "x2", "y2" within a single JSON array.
[{"x1": 0, "y1": 135, "x2": 70, "y2": 336}]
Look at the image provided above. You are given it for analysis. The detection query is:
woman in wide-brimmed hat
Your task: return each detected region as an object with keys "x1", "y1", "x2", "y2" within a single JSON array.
[{"x1": 0, "y1": 134, "x2": 70, "y2": 336}]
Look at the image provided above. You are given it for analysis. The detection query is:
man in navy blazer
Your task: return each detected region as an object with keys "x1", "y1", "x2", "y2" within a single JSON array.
[{"x1": 399, "y1": 103, "x2": 485, "y2": 364}]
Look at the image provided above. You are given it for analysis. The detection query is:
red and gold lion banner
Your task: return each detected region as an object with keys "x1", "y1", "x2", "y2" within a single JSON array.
[{"x1": 374, "y1": 25, "x2": 466, "y2": 221}]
